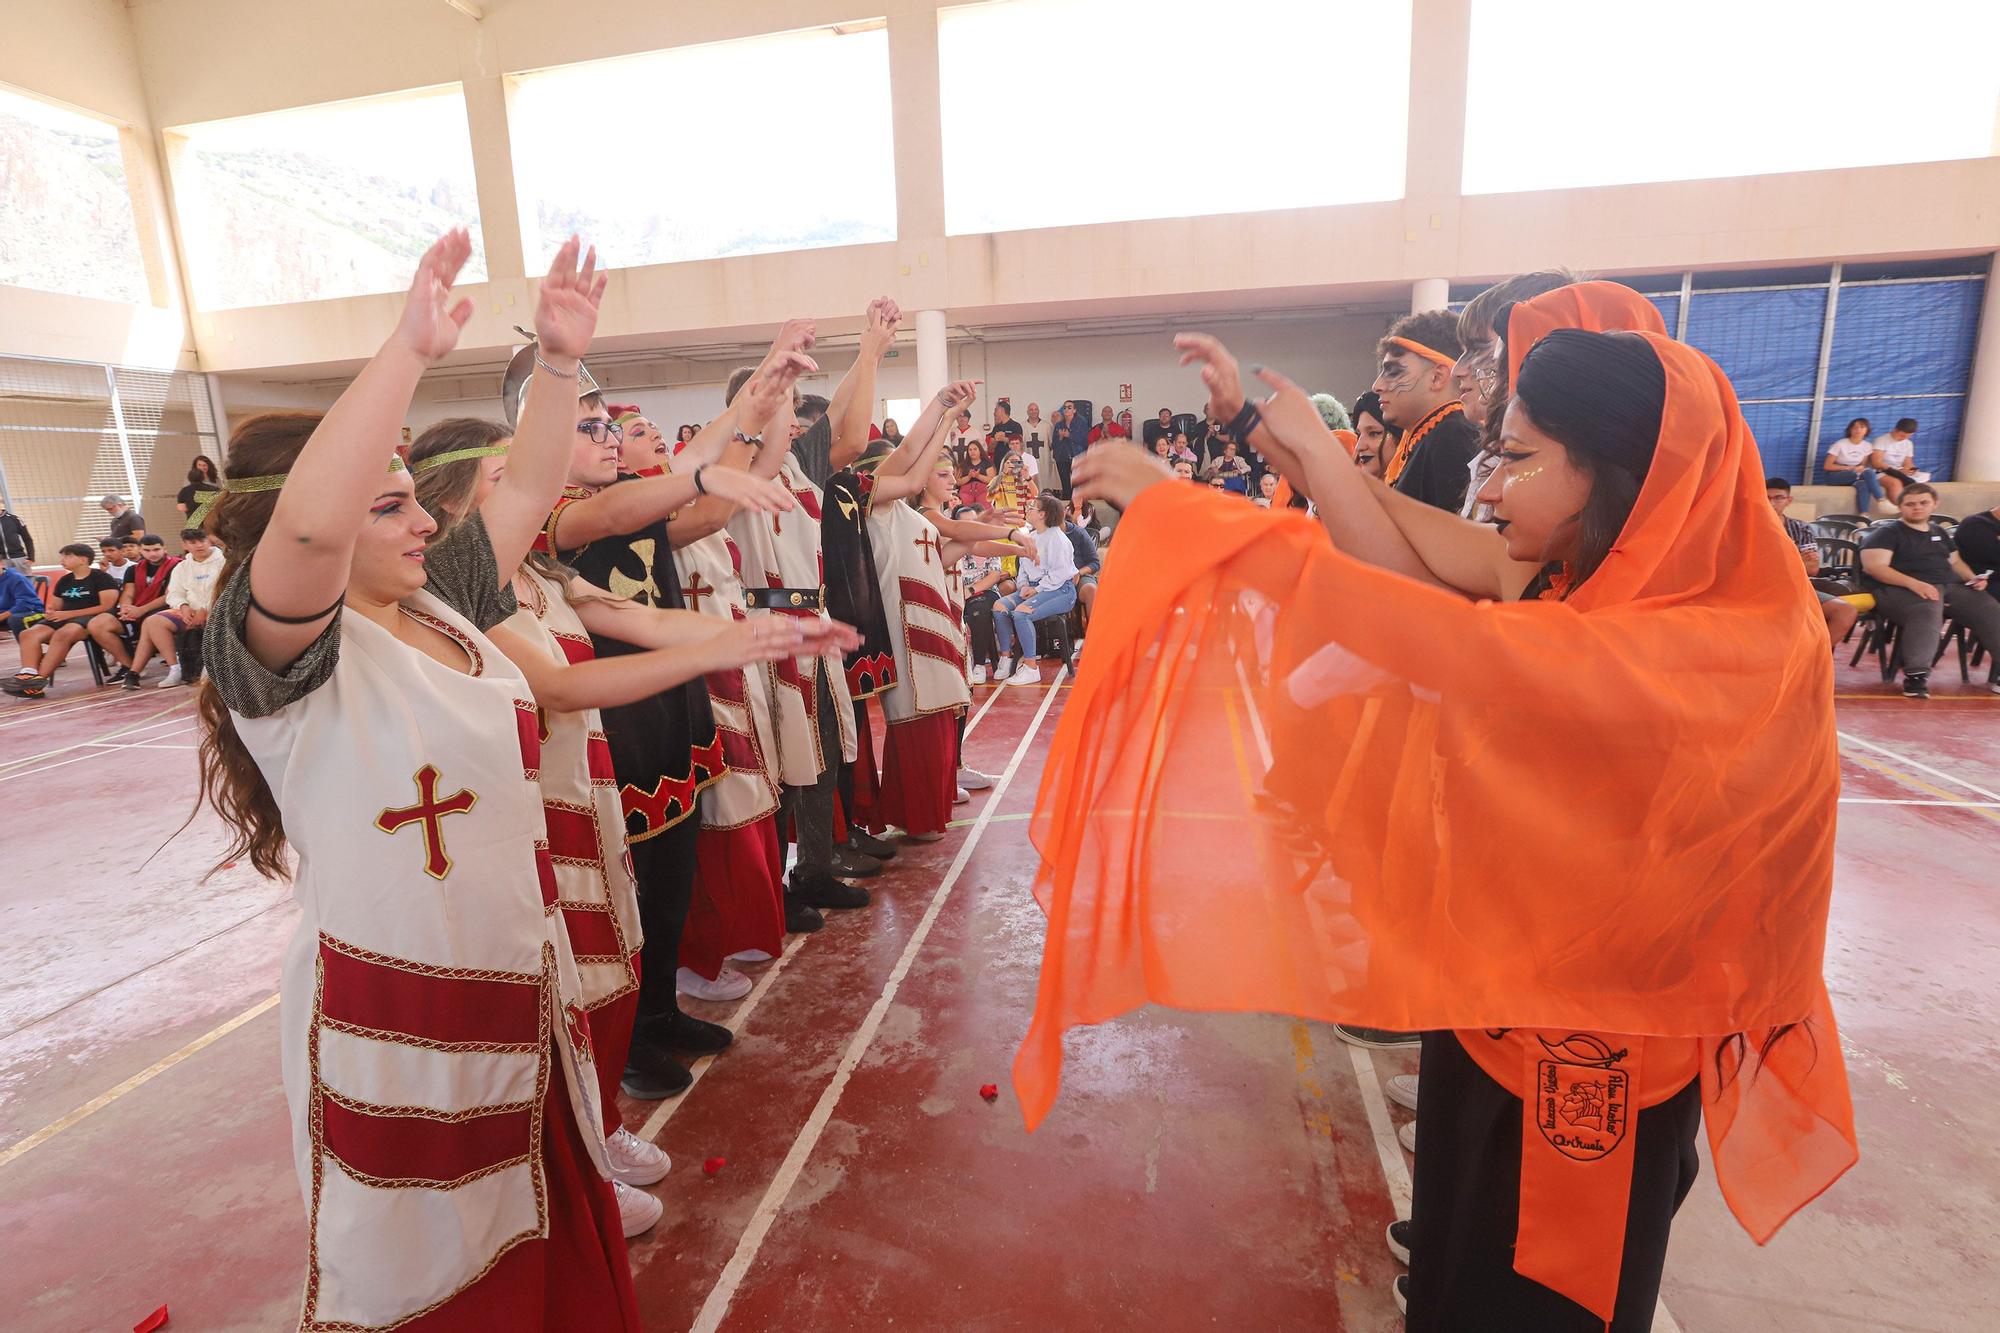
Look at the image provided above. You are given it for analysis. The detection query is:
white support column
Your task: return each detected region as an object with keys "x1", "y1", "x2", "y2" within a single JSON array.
[
  {"x1": 1958, "y1": 256, "x2": 2000, "y2": 482},
  {"x1": 1411, "y1": 278, "x2": 1449, "y2": 314},
  {"x1": 915, "y1": 309, "x2": 948, "y2": 404},
  {"x1": 103, "y1": 365, "x2": 141, "y2": 505}
]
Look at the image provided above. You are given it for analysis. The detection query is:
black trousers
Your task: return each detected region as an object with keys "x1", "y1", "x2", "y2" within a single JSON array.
[
  {"x1": 964, "y1": 590, "x2": 1000, "y2": 668},
  {"x1": 779, "y1": 670, "x2": 842, "y2": 876},
  {"x1": 1054, "y1": 449, "x2": 1074, "y2": 497},
  {"x1": 1406, "y1": 1031, "x2": 1701, "y2": 1332},
  {"x1": 629, "y1": 813, "x2": 699, "y2": 1034},
  {"x1": 1872, "y1": 581, "x2": 2000, "y2": 678}
]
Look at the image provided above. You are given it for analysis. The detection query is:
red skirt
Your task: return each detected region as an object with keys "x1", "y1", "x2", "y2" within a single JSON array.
[
  {"x1": 588, "y1": 971, "x2": 640, "y2": 1133},
  {"x1": 849, "y1": 697, "x2": 883, "y2": 830},
  {"x1": 398, "y1": 1051, "x2": 639, "y2": 1331},
  {"x1": 871, "y1": 711, "x2": 957, "y2": 838},
  {"x1": 679, "y1": 816, "x2": 784, "y2": 980}
]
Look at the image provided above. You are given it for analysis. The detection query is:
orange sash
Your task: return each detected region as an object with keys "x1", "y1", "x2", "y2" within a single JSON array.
[{"x1": 1380, "y1": 398, "x2": 1464, "y2": 484}]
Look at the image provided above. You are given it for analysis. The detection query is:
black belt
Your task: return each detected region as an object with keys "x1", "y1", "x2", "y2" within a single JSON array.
[{"x1": 744, "y1": 587, "x2": 823, "y2": 612}]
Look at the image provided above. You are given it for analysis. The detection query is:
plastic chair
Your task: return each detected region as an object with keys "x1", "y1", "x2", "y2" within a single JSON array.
[
  {"x1": 1814, "y1": 537, "x2": 1862, "y2": 589},
  {"x1": 1809, "y1": 518, "x2": 1861, "y2": 541}
]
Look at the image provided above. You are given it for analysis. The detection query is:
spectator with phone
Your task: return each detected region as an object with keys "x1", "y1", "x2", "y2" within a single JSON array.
[{"x1": 1869, "y1": 418, "x2": 1925, "y2": 505}]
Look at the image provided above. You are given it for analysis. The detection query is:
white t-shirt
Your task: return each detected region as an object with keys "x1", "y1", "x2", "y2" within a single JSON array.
[
  {"x1": 1825, "y1": 437, "x2": 1873, "y2": 468},
  {"x1": 1872, "y1": 434, "x2": 1914, "y2": 470},
  {"x1": 167, "y1": 547, "x2": 227, "y2": 612}
]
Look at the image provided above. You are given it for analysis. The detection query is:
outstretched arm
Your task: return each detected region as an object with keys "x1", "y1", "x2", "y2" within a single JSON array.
[
  {"x1": 872, "y1": 381, "x2": 981, "y2": 503},
  {"x1": 245, "y1": 231, "x2": 475, "y2": 671},
  {"x1": 479, "y1": 237, "x2": 605, "y2": 577},
  {"x1": 829, "y1": 298, "x2": 900, "y2": 470}
]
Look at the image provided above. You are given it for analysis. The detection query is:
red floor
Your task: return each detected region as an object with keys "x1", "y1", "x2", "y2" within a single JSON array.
[{"x1": 1, "y1": 645, "x2": 1996, "y2": 1332}]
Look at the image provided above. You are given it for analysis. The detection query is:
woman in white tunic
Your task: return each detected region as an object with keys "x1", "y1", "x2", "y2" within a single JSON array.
[{"x1": 197, "y1": 234, "x2": 837, "y2": 1331}]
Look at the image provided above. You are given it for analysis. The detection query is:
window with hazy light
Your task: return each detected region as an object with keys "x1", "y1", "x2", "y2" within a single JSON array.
[
  {"x1": 1463, "y1": 0, "x2": 2000, "y2": 194},
  {"x1": 508, "y1": 25, "x2": 898, "y2": 272},
  {"x1": 0, "y1": 87, "x2": 149, "y2": 304},
  {"x1": 168, "y1": 85, "x2": 486, "y2": 310},
  {"x1": 938, "y1": 0, "x2": 1411, "y2": 235}
]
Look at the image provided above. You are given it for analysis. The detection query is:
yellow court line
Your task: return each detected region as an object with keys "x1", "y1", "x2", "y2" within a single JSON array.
[
  {"x1": 0, "y1": 992, "x2": 281, "y2": 1171},
  {"x1": 1840, "y1": 750, "x2": 2000, "y2": 826}
]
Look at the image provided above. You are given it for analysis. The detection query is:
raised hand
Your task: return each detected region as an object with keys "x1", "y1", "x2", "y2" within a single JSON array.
[
  {"x1": 760, "y1": 318, "x2": 817, "y2": 372},
  {"x1": 864, "y1": 296, "x2": 902, "y2": 346},
  {"x1": 697, "y1": 464, "x2": 797, "y2": 515},
  {"x1": 935, "y1": 379, "x2": 982, "y2": 412},
  {"x1": 737, "y1": 350, "x2": 820, "y2": 435},
  {"x1": 534, "y1": 235, "x2": 607, "y2": 360},
  {"x1": 393, "y1": 230, "x2": 477, "y2": 364},
  {"x1": 1175, "y1": 332, "x2": 1246, "y2": 424},
  {"x1": 1072, "y1": 442, "x2": 1174, "y2": 511},
  {"x1": 1250, "y1": 365, "x2": 1347, "y2": 477}
]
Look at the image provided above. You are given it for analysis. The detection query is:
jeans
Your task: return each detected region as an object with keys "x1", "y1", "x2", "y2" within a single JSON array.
[
  {"x1": 1871, "y1": 581, "x2": 2000, "y2": 679},
  {"x1": 1852, "y1": 467, "x2": 1884, "y2": 511},
  {"x1": 994, "y1": 581, "x2": 1077, "y2": 660}
]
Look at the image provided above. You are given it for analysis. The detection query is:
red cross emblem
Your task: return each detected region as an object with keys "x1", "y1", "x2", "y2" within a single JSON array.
[
  {"x1": 375, "y1": 764, "x2": 478, "y2": 880},
  {"x1": 914, "y1": 530, "x2": 944, "y2": 566},
  {"x1": 682, "y1": 572, "x2": 712, "y2": 613}
]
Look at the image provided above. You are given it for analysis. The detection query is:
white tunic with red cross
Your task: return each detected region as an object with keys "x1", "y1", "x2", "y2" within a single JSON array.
[
  {"x1": 505, "y1": 565, "x2": 643, "y2": 1010},
  {"x1": 725, "y1": 454, "x2": 857, "y2": 786},
  {"x1": 869, "y1": 498, "x2": 970, "y2": 723},
  {"x1": 230, "y1": 589, "x2": 608, "y2": 1331},
  {"x1": 669, "y1": 520, "x2": 782, "y2": 829}
]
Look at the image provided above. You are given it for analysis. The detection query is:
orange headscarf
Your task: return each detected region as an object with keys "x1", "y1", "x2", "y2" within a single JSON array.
[
  {"x1": 1016, "y1": 332, "x2": 1854, "y2": 1281},
  {"x1": 1504, "y1": 280, "x2": 1666, "y2": 383}
]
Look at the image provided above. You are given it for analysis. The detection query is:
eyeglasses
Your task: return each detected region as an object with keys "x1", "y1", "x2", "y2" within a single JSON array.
[{"x1": 576, "y1": 420, "x2": 626, "y2": 444}]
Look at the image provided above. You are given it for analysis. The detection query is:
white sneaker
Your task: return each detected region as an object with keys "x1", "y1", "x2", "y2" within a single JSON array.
[
  {"x1": 954, "y1": 786, "x2": 971, "y2": 804},
  {"x1": 992, "y1": 659, "x2": 1014, "y2": 681},
  {"x1": 1397, "y1": 1120, "x2": 1417, "y2": 1153},
  {"x1": 606, "y1": 1126, "x2": 670, "y2": 1186},
  {"x1": 157, "y1": 664, "x2": 182, "y2": 688},
  {"x1": 969, "y1": 664, "x2": 989, "y2": 685},
  {"x1": 727, "y1": 949, "x2": 774, "y2": 964},
  {"x1": 614, "y1": 1179, "x2": 663, "y2": 1237},
  {"x1": 956, "y1": 767, "x2": 994, "y2": 791},
  {"x1": 677, "y1": 966, "x2": 753, "y2": 1002},
  {"x1": 1386, "y1": 1074, "x2": 1419, "y2": 1111}
]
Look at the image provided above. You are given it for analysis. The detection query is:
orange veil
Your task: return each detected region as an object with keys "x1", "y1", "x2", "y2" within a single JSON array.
[{"x1": 1016, "y1": 322, "x2": 1856, "y2": 1253}]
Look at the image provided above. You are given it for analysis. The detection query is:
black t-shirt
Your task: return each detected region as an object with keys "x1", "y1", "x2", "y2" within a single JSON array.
[
  {"x1": 53, "y1": 569, "x2": 119, "y2": 620},
  {"x1": 1954, "y1": 512, "x2": 2000, "y2": 576},
  {"x1": 989, "y1": 419, "x2": 1023, "y2": 443},
  {"x1": 1391, "y1": 407, "x2": 1482, "y2": 513},
  {"x1": 1862, "y1": 520, "x2": 1959, "y2": 588}
]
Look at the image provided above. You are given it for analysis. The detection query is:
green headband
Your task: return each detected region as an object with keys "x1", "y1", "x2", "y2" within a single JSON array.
[
  {"x1": 190, "y1": 455, "x2": 409, "y2": 526},
  {"x1": 411, "y1": 444, "x2": 510, "y2": 474}
]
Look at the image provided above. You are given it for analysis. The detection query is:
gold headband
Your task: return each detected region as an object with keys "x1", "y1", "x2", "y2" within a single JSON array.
[
  {"x1": 1387, "y1": 336, "x2": 1457, "y2": 369},
  {"x1": 190, "y1": 455, "x2": 408, "y2": 525},
  {"x1": 411, "y1": 444, "x2": 510, "y2": 474}
]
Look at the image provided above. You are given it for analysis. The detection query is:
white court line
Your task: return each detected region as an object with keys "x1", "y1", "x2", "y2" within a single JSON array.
[
  {"x1": 963, "y1": 677, "x2": 1007, "y2": 737},
  {"x1": 0, "y1": 689, "x2": 147, "y2": 731},
  {"x1": 1840, "y1": 797, "x2": 2000, "y2": 807},
  {"x1": 1230, "y1": 652, "x2": 1681, "y2": 1329},
  {"x1": 1838, "y1": 730, "x2": 2000, "y2": 803},
  {"x1": 0, "y1": 704, "x2": 193, "y2": 772},
  {"x1": 0, "y1": 992, "x2": 280, "y2": 1170},
  {"x1": 0, "y1": 721, "x2": 196, "y2": 784},
  {"x1": 690, "y1": 666, "x2": 1067, "y2": 1333}
]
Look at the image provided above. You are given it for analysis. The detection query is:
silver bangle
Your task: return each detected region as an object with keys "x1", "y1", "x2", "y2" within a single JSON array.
[{"x1": 533, "y1": 349, "x2": 577, "y2": 380}]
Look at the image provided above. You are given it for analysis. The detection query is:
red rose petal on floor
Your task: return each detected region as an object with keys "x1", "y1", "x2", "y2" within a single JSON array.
[
  {"x1": 221, "y1": 862, "x2": 237, "y2": 870},
  {"x1": 979, "y1": 1083, "x2": 999, "y2": 1102},
  {"x1": 134, "y1": 1306, "x2": 170, "y2": 1333},
  {"x1": 703, "y1": 1156, "x2": 727, "y2": 1175}
]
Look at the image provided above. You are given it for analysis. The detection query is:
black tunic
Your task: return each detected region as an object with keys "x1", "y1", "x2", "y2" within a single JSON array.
[{"x1": 822, "y1": 464, "x2": 899, "y2": 700}]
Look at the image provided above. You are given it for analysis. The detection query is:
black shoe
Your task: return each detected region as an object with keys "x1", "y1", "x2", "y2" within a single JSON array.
[
  {"x1": 1902, "y1": 672, "x2": 1930, "y2": 699},
  {"x1": 785, "y1": 893, "x2": 825, "y2": 933},
  {"x1": 1386, "y1": 1218, "x2": 1412, "y2": 1266},
  {"x1": 648, "y1": 1009, "x2": 734, "y2": 1055},
  {"x1": 794, "y1": 869, "x2": 871, "y2": 910},
  {"x1": 829, "y1": 845, "x2": 883, "y2": 879},
  {"x1": 845, "y1": 827, "x2": 899, "y2": 860},
  {"x1": 122, "y1": 670, "x2": 142, "y2": 690},
  {"x1": 3, "y1": 674, "x2": 47, "y2": 697},
  {"x1": 1393, "y1": 1274, "x2": 1409, "y2": 1316},
  {"x1": 620, "y1": 1043, "x2": 693, "y2": 1100},
  {"x1": 1333, "y1": 1024, "x2": 1423, "y2": 1049}
]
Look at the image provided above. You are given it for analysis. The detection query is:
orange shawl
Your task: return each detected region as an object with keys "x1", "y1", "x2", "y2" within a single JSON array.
[{"x1": 1016, "y1": 333, "x2": 1855, "y2": 1266}]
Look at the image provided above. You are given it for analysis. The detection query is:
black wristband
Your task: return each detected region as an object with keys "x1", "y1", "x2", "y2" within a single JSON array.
[
  {"x1": 693, "y1": 466, "x2": 708, "y2": 497},
  {"x1": 247, "y1": 584, "x2": 345, "y2": 625},
  {"x1": 1227, "y1": 399, "x2": 1263, "y2": 442}
]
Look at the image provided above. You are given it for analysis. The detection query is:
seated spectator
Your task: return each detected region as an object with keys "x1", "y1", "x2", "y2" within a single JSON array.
[
  {"x1": 176, "y1": 455, "x2": 222, "y2": 519},
  {"x1": 990, "y1": 450, "x2": 1033, "y2": 523},
  {"x1": 1766, "y1": 476, "x2": 1859, "y2": 643},
  {"x1": 100, "y1": 494, "x2": 144, "y2": 542},
  {"x1": 1, "y1": 561, "x2": 43, "y2": 635},
  {"x1": 99, "y1": 540, "x2": 133, "y2": 585},
  {"x1": 1063, "y1": 498, "x2": 1101, "y2": 633},
  {"x1": 2, "y1": 499, "x2": 35, "y2": 571},
  {"x1": 1254, "y1": 472, "x2": 1281, "y2": 508},
  {"x1": 1860, "y1": 484, "x2": 2000, "y2": 698},
  {"x1": 4, "y1": 544, "x2": 119, "y2": 697},
  {"x1": 1823, "y1": 418, "x2": 1882, "y2": 513},
  {"x1": 1168, "y1": 431, "x2": 1198, "y2": 466},
  {"x1": 1352, "y1": 389, "x2": 1396, "y2": 481},
  {"x1": 992, "y1": 495, "x2": 1079, "y2": 681},
  {"x1": 1143, "y1": 407, "x2": 1176, "y2": 447},
  {"x1": 1172, "y1": 459, "x2": 1196, "y2": 481},
  {"x1": 1088, "y1": 405, "x2": 1127, "y2": 444},
  {"x1": 133, "y1": 528, "x2": 223, "y2": 687},
  {"x1": 90, "y1": 533, "x2": 179, "y2": 685},
  {"x1": 1202, "y1": 439, "x2": 1253, "y2": 493},
  {"x1": 1955, "y1": 502, "x2": 2000, "y2": 586},
  {"x1": 1869, "y1": 418, "x2": 1924, "y2": 504},
  {"x1": 955, "y1": 504, "x2": 1013, "y2": 686},
  {"x1": 1310, "y1": 393, "x2": 1353, "y2": 433}
]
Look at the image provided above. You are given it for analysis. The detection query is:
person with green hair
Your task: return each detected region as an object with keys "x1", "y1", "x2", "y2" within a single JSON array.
[{"x1": 1310, "y1": 392, "x2": 1352, "y2": 433}]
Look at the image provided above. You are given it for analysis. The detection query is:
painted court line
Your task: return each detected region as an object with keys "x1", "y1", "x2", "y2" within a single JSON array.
[
  {"x1": 0, "y1": 721, "x2": 197, "y2": 784},
  {"x1": 690, "y1": 666, "x2": 1067, "y2": 1333},
  {"x1": 0, "y1": 992, "x2": 281, "y2": 1170},
  {"x1": 0, "y1": 704, "x2": 193, "y2": 774},
  {"x1": 0, "y1": 688, "x2": 153, "y2": 731},
  {"x1": 1838, "y1": 730, "x2": 2000, "y2": 803}
]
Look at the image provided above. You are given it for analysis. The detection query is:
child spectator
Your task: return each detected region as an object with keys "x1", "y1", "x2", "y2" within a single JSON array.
[
  {"x1": 128, "y1": 527, "x2": 224, "y2": 687},
  {"x1": 99, "y1": 540, "x2": 133, "y2": 585},
  {"x1": 1, "y1": 562, "x2": 42, "y2": 634},
  {"x1": 90, "y1": 532, "x2": 179, "y2": 685},
  {"x1": 4, "y1": 544, "x2": 118, "y2": 697}
]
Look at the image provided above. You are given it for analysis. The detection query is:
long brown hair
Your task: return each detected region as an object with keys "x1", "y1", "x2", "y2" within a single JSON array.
[
  {"x1": 194, "y1": 411, "x2": 326, "y2": 879},
  {"x1": 410, "y1": 417, "x2": 511, "y2": 538}
]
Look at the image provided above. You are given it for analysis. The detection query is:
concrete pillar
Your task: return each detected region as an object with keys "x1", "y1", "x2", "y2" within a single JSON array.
[
  {"x1": 915, "y1": 309, "x2": 948, "y2": 404},
  {"x1": 1958, "y1": 257, "x2": 2000, "y2": 482},
  {"x1": 1411, "y1": 278, "x2": 1450, "y2": 314}
]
